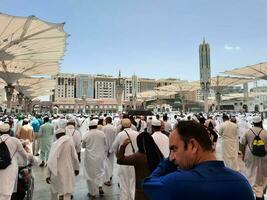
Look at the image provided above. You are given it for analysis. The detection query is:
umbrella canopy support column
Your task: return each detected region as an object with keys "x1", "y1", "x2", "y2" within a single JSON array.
[
  {"x1": 181, "y1": 96, "x2": 186, "y2": 112},
  {"x1": 203, "y1": 89, "x2": 209, "y2": 113},
  {"x1": 17, "y1": 92, "x2": 24, "y2": 105},
  {"x1": 215, "y1": 92, "x2": 222, "y2": 111},
  {"x1": 24, "y1": 97, "x2": 31, "y2": 113},
  {"x1": 5, "y1": 85, "x2": 15, "y2": 110}
]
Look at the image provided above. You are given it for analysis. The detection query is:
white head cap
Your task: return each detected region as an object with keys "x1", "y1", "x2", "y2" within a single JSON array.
[
  {"x1": 55, "y1": 128, "x2": 65, "y2": 135},
  {"x1": 252, "y1": 115, "x2": 262, "y2": 123},
  {"x1": 151, "y1": 119, "x2": 161, "y2": 127},
  {"x1": 0, "y1": 123, "x2": 10, "y2": 133},
  {"x1": 89, "y1": 119, "x2": 98, "y2": 127}
]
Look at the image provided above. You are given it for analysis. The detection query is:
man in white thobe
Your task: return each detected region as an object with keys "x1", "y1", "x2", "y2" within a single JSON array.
[
  {"x1": 46, "y1": 128, "x2": 80, "y2": 200},
  {"x1": 240, "y1": 116, "x2": 267, "y2": 200},
  {"x1": 82, "y1": 120, "x2": 107, "y2": 199},
  {"x1": 66, "y1": 119, "x2": 82, "y2": 162},
  {"x1": 163, "y1": 114, "x2": 172, "y2": 133},
  {"x1": 151, "y1": 119, "x2": 170, "y2": 158},
  {"x1": 219, "y1": 114, "x2": 239, "y2": 171},
  {"x1": 111, "y1": 118, "x2": 138, "y2": 200},
  {"x1": 77, "y1": 115, "x2": 90, "y2": 137},
  {"x1": 0, "y1": 123, "x2": 33, "y2": 200},
  {"x1": 102, "y1": 117, "x2": 117, "y2": 186},
  {"x1": 55, "y1": 115, "x2": 67, "y2": 131}
]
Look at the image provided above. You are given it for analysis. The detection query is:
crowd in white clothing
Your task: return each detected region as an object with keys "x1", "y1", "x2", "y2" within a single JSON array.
[{"x1": 0, "y1": 111, "x2": 266, "y2": 200}]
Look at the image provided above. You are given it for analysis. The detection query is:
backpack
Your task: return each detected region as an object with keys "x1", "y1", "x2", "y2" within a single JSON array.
[
  {"x1": 249, "y1": 129, "x2": 266, "y2": 157},
  {"x1": 0, "y1": 137, "x2": 12, "y2": 169}
]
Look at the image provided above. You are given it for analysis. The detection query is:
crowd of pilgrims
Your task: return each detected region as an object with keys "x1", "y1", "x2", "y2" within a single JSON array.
[{"x1": 0, "y1": 111, "x2": 266, "y2": 200}]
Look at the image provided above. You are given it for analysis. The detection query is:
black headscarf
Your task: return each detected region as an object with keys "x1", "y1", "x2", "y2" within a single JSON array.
[{"x1": 137, "y1": 131, "x2": 164, "y2": 172}]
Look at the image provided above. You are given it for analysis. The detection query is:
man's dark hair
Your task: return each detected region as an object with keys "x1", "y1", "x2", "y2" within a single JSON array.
[
  {"x1": 56, "y1": 132, "x2": 65, "y2": 139},
  {"x1": 67, "y1": 121, "x2": 75, "y2": 126},
  {"x1": 163, "y1": 114, "x2": 168, "y2": 121},
  {"x1": 122, "y1": 114, "x2": 129, "y2": 119},
  {"x1": 253, "y1": 121, "x2": 263, "y2": 128},
  {"x1": 98, "y1": 119, "x2": 104, "y2": 125},
  {"x1": 105, "y1": 117, "x2": 112, "y2": 124},
  {"x1": 152, "y1": 125, "x2": 161, "y2": 132},
  {"x1": 22, "y1": 120, "x2": 29, "y2": 126},
  {"x1": 89, "y1": 125, "x2": 97, "y2": 130},
  {"x1": 156, "y1": 114, "x2": 160, "y2": 120},
  {"x1": 198, "y1": 116, "x2": 206, "y2": 125},
  {"x1": 222, "y1": 114, "x2": 229, "y2": 120},
  {"x1": 43, "y1": 116, "x2": 49, "y2": 123},
  {"x1": 175, "y1": 120, "x2": 212, "y2": 151}
]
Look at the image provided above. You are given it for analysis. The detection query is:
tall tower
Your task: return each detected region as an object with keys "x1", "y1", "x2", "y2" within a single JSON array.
[
  {"x1": 116, "y1": 70, "x2": 124, "y2": 112},
  {"x1": 132, "y1": 74, "x2": 138, "y2": 109},
  {"x1": 199, "y1": 38, "x2": 211, "y2": 113}
]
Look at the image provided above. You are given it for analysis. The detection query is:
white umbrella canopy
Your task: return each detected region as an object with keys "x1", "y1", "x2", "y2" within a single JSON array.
[
  {"x1": 224, "y1": 62, "x2": 267, "y2": 79},
  {"x1": 137, "y1": 90, "x2": 178, "y2": 100},
  {"x1": 209, "y1": 76, "x2": 254, "y2": 87},
  {"x1": 0, "y1": 77, "x2": 55, "y2": 94},
  {"x1": 0, "y1": 13, "x2": 68, "y2": 62},
  {"x1": 15, "y1": 77, "x2": 56, "y2": 93},
  {"x1": 156, "y1": 82, "x2": 200, "y2": 92},
  {"x1": 23, "y1": 90, "x2": 53, "y2": 99},
  {"x1": 0, "y1": 60, "x2": 59, "y2": 84},
  {"x1": 190, "y1": 75, "x2": 254, "y2": 91}
]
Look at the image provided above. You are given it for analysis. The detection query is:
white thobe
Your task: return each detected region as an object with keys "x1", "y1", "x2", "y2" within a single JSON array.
[
  {"x1": 47, "y1": 135, "x2": 80, "y2": 195},
  {"x1": 55, "y1": 118, "x2": 67, "y2": 131},
  {"x1": 78, "y1": 117, "x2": 90, "y2": 137},
  {"x1": 111, "y1": 128, "x2": 138, "y2": 200},
  {"x1": 152, "y1": 131, "x2": 170, "y2": 158},
  {"x1": 219, "y1": 121, "x2": 239, "y2": 171},
  {"x1": 82, "y1": 129, "x2": 107, "y2": 188},
  {"x1": 164, "y1": 121, "x2": 172, "y2": 133},
  {"x1": 241, "y1": 127, "x2": 267, "y2": 198},
  {"x1": 102, "y1": 124, "x2": 117, "y2": 182},
  {"x1": 66, "y1": 125, "x2": 81, "y2": 153},
  {"x1": 0, "y1": 135, "x2": 31, "y2": 199},
  {"x1": 51, "y1": 119, "x2": 58, "y2": 132}
]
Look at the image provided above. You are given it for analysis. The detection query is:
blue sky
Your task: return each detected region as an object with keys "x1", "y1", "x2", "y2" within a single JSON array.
[{"x1": 1, "y1": 0, "x2": 267, "y2": 81}]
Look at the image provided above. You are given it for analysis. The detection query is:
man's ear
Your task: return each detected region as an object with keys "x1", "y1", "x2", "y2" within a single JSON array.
[{"x1": 189, "y1": 138, "x2": 199, "y2": 154}]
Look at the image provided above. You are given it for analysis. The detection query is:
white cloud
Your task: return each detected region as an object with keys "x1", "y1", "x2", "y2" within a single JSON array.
[{"x1": 224, "y1": 45, "x2": 241, "y2": 51}]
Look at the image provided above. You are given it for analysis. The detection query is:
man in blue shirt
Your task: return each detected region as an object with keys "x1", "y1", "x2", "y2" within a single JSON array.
[
  {"x1": 31, "y1": 115, "x2": 43, "y2": 155},
  {"x1": 142, "y1": 120, "x2": 254, "y2": 200}
]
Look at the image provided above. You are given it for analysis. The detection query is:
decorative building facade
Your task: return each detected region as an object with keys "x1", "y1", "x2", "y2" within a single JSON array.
[
  {"x1": 94, "y1": 75, "x2": 116, "y2": 99},
  {"x1": 76, "y1": 74, "x2": 94, "y2": 99},
  {"x1": 139, "y1": 78, "x2": 157, "y2": 92},
  {"x1": 54, "y1": 73, "x2": 76, "y2": 100}
]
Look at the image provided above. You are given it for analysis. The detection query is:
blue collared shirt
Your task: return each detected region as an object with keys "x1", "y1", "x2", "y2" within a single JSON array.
[{"x1": 142, "y1": 159, "x2": 254, "y2": 200}]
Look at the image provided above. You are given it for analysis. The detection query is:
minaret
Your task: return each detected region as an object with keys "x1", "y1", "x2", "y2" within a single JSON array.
[
  {"x1": 132, "y1": 74, "x2": 138, "y2": 109},
  {"x1": 116, "y1": 70, "x2": 124, "y2": 113},
  {"x1": 199, "y1": 38, "x2": 211, "y2": 113}
]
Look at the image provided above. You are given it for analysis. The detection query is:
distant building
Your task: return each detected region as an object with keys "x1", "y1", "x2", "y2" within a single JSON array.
[
  {"x1": 53, "y1": 73, "x2": 76, "y2": 101},
  {"x1": 197, "y1": 89, "x2": 215, "y2": 101},
  {"x1": 123, "y1": 75, "x2": 141, "y2": 101},
  {"x1": 94, "y1": 75, "x2": 116, "y2": 99},
  {"x1": 156, "y1": 78, "x2": 188, "y2": 87},
  {"x1": 222, "y1": 86, "x2": 243, "y2": 94},
  {"x1": 76, "y1": 74, "x2": 94, "y2": 98},
  {"x1": 250, "y1": 86, "x2": 267, "y2": 93},
  {"x1": 139, "y1": 78, "x2": 157, "y2": 92}
]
